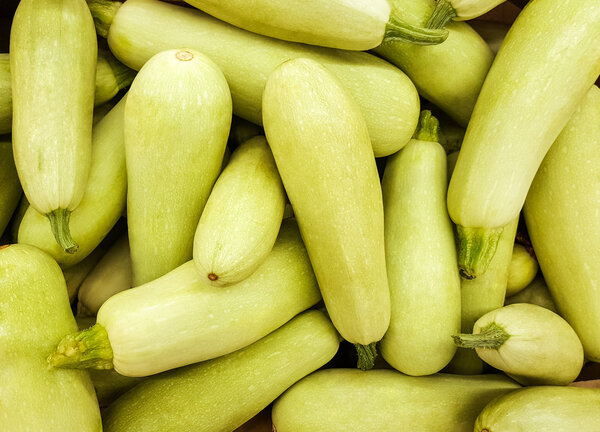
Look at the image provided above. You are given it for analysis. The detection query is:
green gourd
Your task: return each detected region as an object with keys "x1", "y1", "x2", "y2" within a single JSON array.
[
  {"x1": 505, "y1": 243, "x2": 538, "y2": 296},
  {"x1": 0, "y1": 140, "x2": 21, "y2": 238},
  {"x1": 505, "y1": 275, "x2": 557, "y2": 313}
]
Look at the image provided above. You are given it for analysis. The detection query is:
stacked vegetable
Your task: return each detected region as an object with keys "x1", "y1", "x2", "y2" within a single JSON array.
[{"x1": 1, "y1": 0, "x2": 599, "y2": 430}]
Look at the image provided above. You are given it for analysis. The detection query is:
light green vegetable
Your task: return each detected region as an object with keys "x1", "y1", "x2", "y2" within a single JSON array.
[
  {"x1": 263, "y1": 58, "x2": 389, "y2": 368},
  {"x1": 0, "y1": 54, "x2": 10, "y2": 134},
  {"x1": 475, "y1": 386, "x2": 600, "y2": 431},
  {"x1": 102, "y1": 310, "x2": 340, "y2": 432},
  {"x1": 427, "y1": 0, "x2": 507, "y2": 27},
  {"x1": 50, "y1": 219, "x2": 321, "y2": 377},
  {"x1": 228, "y1": 116, "x2": 263, "y2": 150},
  {"x1": 381, "y1": 111, "x2": 460, "y2": 375},
  {"x1": 18, "y1": 95, "x2": 127, "y2": 269},
  {"x1": 0, "y1": 140, "x2": 21, "y2": 238},
  {"x1": 506, "y1": 243, "x2": 538, "y2": 296},
  {"x1": 453, "y1": 303, "x2": 584, "y2": 385},
  {"x1": 125, "y1": 48, "x2": 231, "y2": 285},
  {"x1": 183, "y1": 0, "x2": 447, "y2": 50},
  {"x1": 0, "y1": 244, "x2": 102, "y2": 431},
  {"x1": 373, "y1": 0, "x2": 493, "y2": 127},
  {"x1": 89, "y1": 369, "x2": 143, "y2": 408},
  {"x1": 77, "y1": 233, "x2": 132, "y2": 316},
  {"x1": 524, "y1": 85, "x2": 600, "y2": 362},
  {"x1": 93, "y1": 0, "x2": 420, "y2": 157},
  {"x1": 469, "y1": 20, "x2": 509, "y2": 54},
  {"x1": 11, "y1": 0, "x2": 97, "y2": 253},
  {"x1": 505, "y1": 275, "x2": 558, "y2": 313},
  {"x1": 447, "y1": 0, "x2": 600, "y2": 279},
  {"x1": 193, "y1": 136, "x2": 285, "y2": 286},
  {"x1": 272, "y1": 369, "x2": 520, "y2": 432}
]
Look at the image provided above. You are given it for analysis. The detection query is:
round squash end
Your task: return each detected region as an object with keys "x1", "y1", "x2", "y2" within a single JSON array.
[
  {"x1": 175, "y1": 50, "x2": 194, "y2": 61},
  {"x1": 207, "y1": 273, "x2": 218, "y2": 282}
]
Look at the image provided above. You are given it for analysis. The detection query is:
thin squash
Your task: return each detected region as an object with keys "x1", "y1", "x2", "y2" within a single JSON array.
[
  {"x1": 427, "y1": 0, "x2": 508, "y2": 28},
  {"x1": 10, "y1": 0, "x2": 97, "y2": 253},
  {"x1": 263, "y1": 58, "x2": 389, "y2": 369},
  {"x1": 90, "y1": 0, "x2": 420, "y2": 157},
  {"x1": 447, "y1": 0, "x2": 600, "y2": 278}
]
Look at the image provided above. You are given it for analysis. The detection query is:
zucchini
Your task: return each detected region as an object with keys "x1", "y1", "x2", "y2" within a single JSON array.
[
  {"x1": 427, "y1": 0, "x2": 507, "y2": 28},
  {"x1": 373, "y1": 0, "x2": 493, "y2": 127},
  {"x1": 125, "y1": 48, "x2": 231, "y2": 285},
  {"x1": 524, "y1": 85, "x2": 600, "y2": 361},
  {"x1": 0, "y1": 50, "x2": 134, "y2": 135},
  {"x1": 505, "y1": 275, "x2": 558, "y2": 313},
  {"x1": 182, "y1": 0, "x2": 447, "y2": 50},
  {"x1": 453, "y1": 303, "x2": 584, "y2": 385},
  {"x1": 447, "y1": 0, "x2": 600, "y2": 278},
  {"x1": 380, "y1": 111, "x2": 460, "y2": 375},
  {"x1": 102, "y1": 310, "x2": 340, "y2": 432},
  {"x1": 78, "y1": 233, "x2": 132, "y2": 316},
  {"x1": 49, "y1": 219, "x2": 321, "y2": 377},
  {"x1": 263, "y1": 58, "x2": 389, "y2": 368},
  {"x1": 94, "y1": 0, "x2": 420, "y2": 157},
  {"x1": 0, "y1": 140, "x2": 21, "y2": 238},
  {"x1": 18, "y1": 95, "x2": 127, "y2": 269},
  {"x1": 193, "y1": 136, "x2": 285, "y2": 286},
  {"x1": 505, "y1": 243, "x2": 538, "y2": 296},
  {"x1": 475, "y1": 386, "x2": 600, "y2": 431},
  {"x1": 11, "y1": 0, "x2": 97, "y2": 253},
  {"x1": 0, "y1": 244, "x2": 102, "y2": 431},
  {"x1": 272, "y1": 369, "x2": 520, "y2": 432}
]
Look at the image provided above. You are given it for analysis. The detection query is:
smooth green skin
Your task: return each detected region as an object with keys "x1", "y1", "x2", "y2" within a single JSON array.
[
  {"x1": 184, "y1": 0, "x2": 390, "y2": 50},
  {"x1": 63, "y1": 235, "x2": 112, "y2": 302},
  {"x1": 0, "y1": 244, "x2": 102, "y2": 431},
  {"x1": 524, "y1": 85, "x2": 600, "y2": 362},
  {"x1": 505, "y1": 243, "x2": 538, "y2": 296},
  {"x1": 97, "y1": 219, "x2": 321, "y2": 376},
  {"x1": 0, "y1": 54, "x2": 10, "y2": 134},
  {"x1": 0, "y1": 141, "x2": 21, "y2": 238},
  {"x1": 469, "y1": 20, "x2": 509, "y2": 54},
  {"x1": 373, "y1": 0, "x2": 493, "y2": 127},
  {"x1": 451, "y1": 0, "x2": 506, "y2": 20},
  {"x1": 0, "y1": 50, "x2": 134, "y2": 135},
  {"x1": 107, "y1": 0, "x2": 419, "y2": 157},
  {"x1": 505, "y1": 275, "x2": 558, "y2": 313},
  {"x1": 263, "y1": 58, "x2": 389, "y2": 345},
  {"x1": 448, "y1": 0, "x2": 600, "y2": 231},
  {"x1": 10, "y1": 0, "x2": 96, "y2": 214},
  {"x1": 475, "y1": 386, "x2": 600, "y2": 431},
  {"x1": 125, "y1": 49, "x2": 231, "y2": 286},
  {"x1": 78, "y1": 234, "x2": 131, "y2": 316},
  {"x1": 103, "y1": 310, "x2": 340, "y2": 432},
  {"x1": 89, "y1": 369, "x2": 143, "y2": 408},
  {"x1": 471, "y1": 303, "x2": 584, "y2": 386},
  {"x1": 446, "y1": 157, "x2": 518, "y2": 375},
  {"x1": 272, "y1": 369, "x2": 520, "y2": 432},
  {"x1": 381, "y1": 138, "x2": 460, "y2": 375},
  {"x1": 193, "y1": 136, "x2": 285, "y2": 286},
  {"x1": 18, "y1": 96, "x2": 127, "y2": 268}
]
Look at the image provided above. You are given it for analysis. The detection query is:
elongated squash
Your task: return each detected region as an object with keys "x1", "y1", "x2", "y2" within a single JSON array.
[
  {"x1": 0, "y1": 141, "x2": 21, "y2": 238},
  {"x1": 18, "y1": 96, "x2": 127, "y2": 269},
  {"x1": 102, "y1": 310, "x2": 339, "y2": 432},
  {"x1": 125, "y1": 48, "x2": 231, "y2": 285},
  {"x1": 78, "y1": 234, "x2": 132, "y2": 316},
  {"x1": 11, "y1": 0, "x2": 97, "y2": 253},
  {"x1": 183, "y1": 0, "x2": 447, "y2": 50},
  {"x1": 0, "y1": 54, "x2": 10, "y2": 134},
  {"x1": 447, "y1": 0, "x2": 600, "y2": 278},
  {"x1": 381, "y1": 111, "x2": 460, "y2": 375},
  {"x1": 475, "y1": 387, "x2": 600, "y2": 431},
  {"x1": 0, "y1": 244, "x2": 102, "y2": 431},
  {"x1": 272, "y1": 369, "x2": 520, "y2": 432},
  {"x1": 524, "y1": 85, "x2": 600, "y2": 361},
  {"x1": 91, "y1": 0, "x2": 419, "y2": 157},
  {"x1": 50, "y1": 219, "x2": 321, "y2": 377},
  {"x1": 194, "y1": 136, "x2": 285, "y2": 286},
  {"x1": 263, "y1": 58, "x2": 389, "y2": 368},
  {"x1": 373, "y1": 0, "x2": 493, "y2": 127},
  {"x1": 505, "y1": 243, "x2": 538, "y2": 296},
  {"x1": 505, "y1": 275, "x2": 557, "y2": 313},
  {"x1": 427, "y1": 0, "x2": 507, "y2": 27}
]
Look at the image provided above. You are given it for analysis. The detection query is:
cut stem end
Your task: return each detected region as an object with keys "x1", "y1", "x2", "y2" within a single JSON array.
[
  {"x1": 48, "y1": 323, "x2": 114, "y2": 370},
  {"x1": 456, "y1": 225, "x2": 504, "y2": 279},
  {"x1": 384, "y1": 10, "x2": 449, "y2": 46},
  {"x1": 425, "y1": 0, "x2": 458, "y2": 29},
  {"x1": 355, "y1": 342, "x2": 378, "y2": 371},
  {"x1": 452, "y1": 323, "x2": 510, "y2": 350},
  {"x1": 46, "y1": 209, "x2": 79, "y2": 254},
  {"x1": 414, "y1": 110, "x2": 440, "y2": 142}
]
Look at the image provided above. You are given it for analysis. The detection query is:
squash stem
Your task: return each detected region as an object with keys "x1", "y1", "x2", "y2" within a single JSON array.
[
  {"x1": 86, "y1": 0, "x2": 121, "y2": 38},
  {"x1": 456, "y1": 225, "x2": 504, "y2": 279},
  {"x1": 426, "y1": 0, "x2": 458, "y2": 30},
  {"x1": 452, "y1": 323, "x2": 510, "y2": 349},
  {"x1": 46, "y1": 208, "x2": 79, "y2": 254},
  {"x1": 355, "y1": 343, "x2": 378, "y2": 371},
  {"x1": 48, "y1": 323, "x2": 114, "y2": 370},
  {"x1": 414, "y1": 110, "x2": 440, "y2": 142},
  {"x1": 384, "y1": 10, "x2": 448, "y2": 46},
  {"x1": 104, "y1": 51, "x2": 136, "y2": 91}
]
